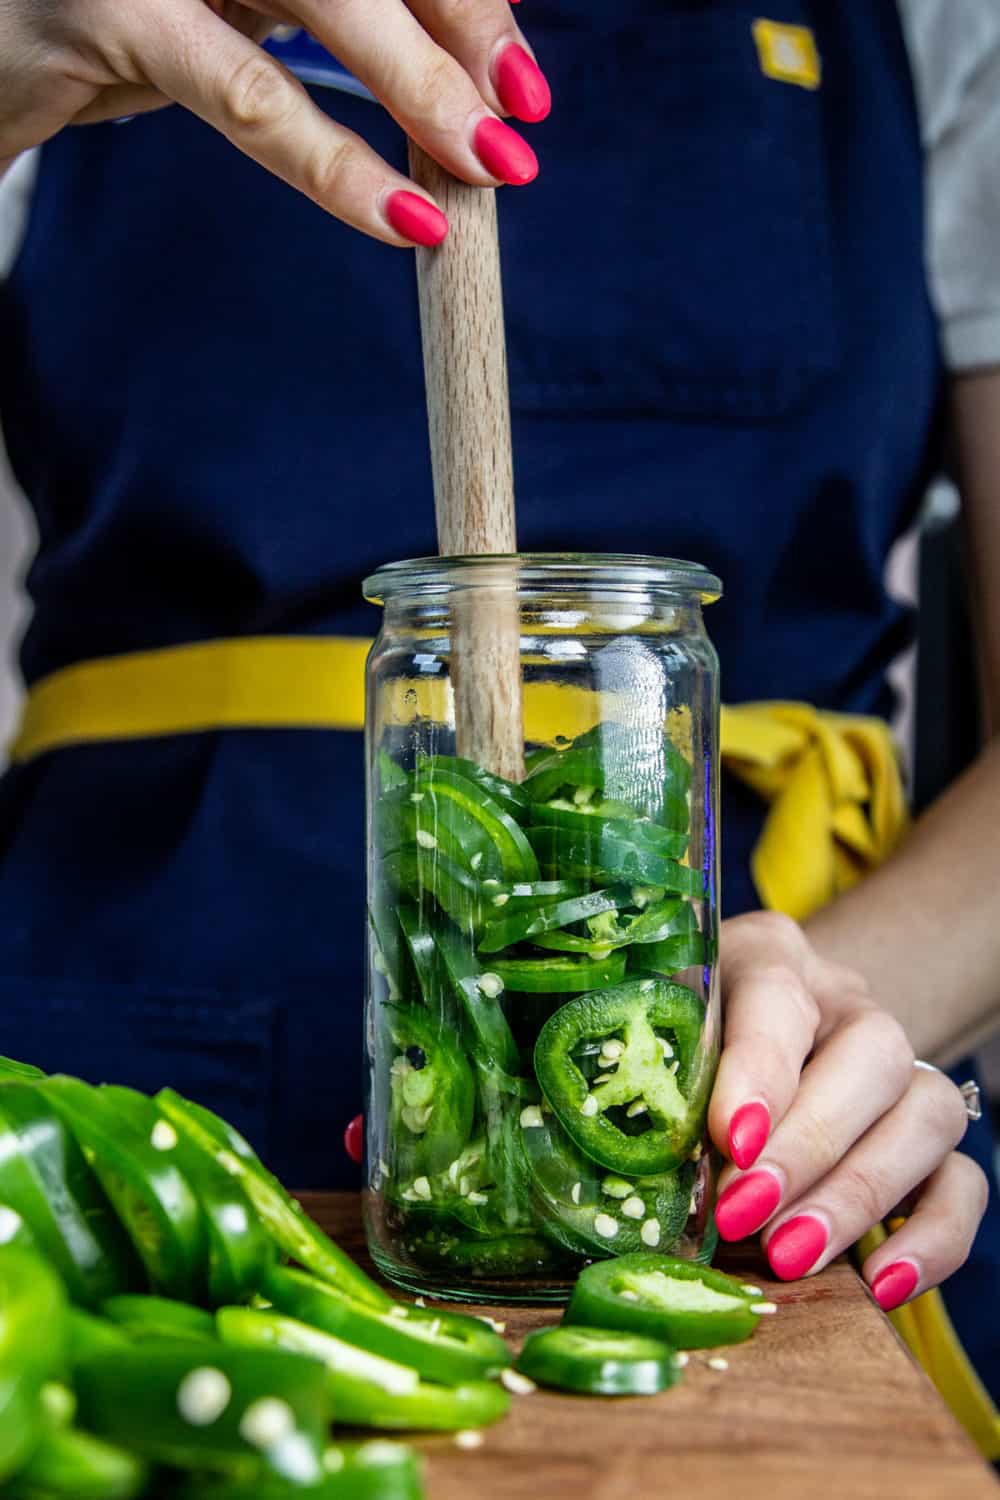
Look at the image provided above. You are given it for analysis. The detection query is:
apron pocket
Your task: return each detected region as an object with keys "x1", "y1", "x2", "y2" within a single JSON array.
[{"x1": 502, "y1": 0, "x2": 838, "y2": 420}]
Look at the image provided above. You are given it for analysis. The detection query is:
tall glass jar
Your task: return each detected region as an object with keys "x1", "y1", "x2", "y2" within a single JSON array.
[{"x1": 362, "y1": 555, "x2": 722, "y2": 1302}]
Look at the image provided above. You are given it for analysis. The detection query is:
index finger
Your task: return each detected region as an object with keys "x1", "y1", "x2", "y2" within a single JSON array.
[
  {"x1": 708, "y1": 923, "x2": 821, "y2": 1169},
  {"x1": 122, "y1": 1, "x2": 449, "y2": 244}
]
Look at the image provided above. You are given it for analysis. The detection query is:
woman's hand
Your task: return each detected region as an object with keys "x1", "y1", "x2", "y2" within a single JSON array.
[
  {"x1": 0, "y1": 0, "x2": 550, "y2": 244},
  {"x1": 710, "y1": 912, "x2": 988, "y2": 1309}
]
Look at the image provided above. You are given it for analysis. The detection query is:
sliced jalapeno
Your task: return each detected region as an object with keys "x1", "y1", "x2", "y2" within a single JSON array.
[
  {"x1": 5, "y1": 1425, "x2": 149, "y2": 1499},
  {"x1": 101, "y1": 1294, "x2": 218, "y2": 1341},
  {"x1": 383, "y1": 850, "x2": 483, "y2": 937},
  {"x1": 521, "y1": 1113, "x2": 693, "y2": 1258},
  {"x1": 156, "y1": 1090, "x2": 391, "y2": 1312},
  {"x1": 74, "y1": 1343, "x2": 331, "y2": 1481},
  {"x1": 378, "y1": 783, "x2": 501, "y2": 879},
  {"x1": 432, "y1": 924, "x2": 520, "y2": 1075},
  {"x1": 261, "y1": 1266, "x2": 510, "y2": 1385},
  {"x1": 478, "y1": 887, "x2": 625, "y2": 955},
  {"x1": 515, "y1": 1325, "x2": 680, "y2": 1397},
  {"x1": 99, "y1": 1084, "x2": 274, "y2": 1307},
  {"x1": 490, "y1": 951, "x2": 628, "y2": 994},
  {"x1": 0, "y1": 1247, "x2": 68, "y2": 1481},
  {"x1": 40, "y1": 1077, "x2": 205, "y2": 1302},
  {"x1": 384, "y1": 1005, "x2": 475, "y2": 1181},
  {"x1": 565, "y1": 1252, "x2": 764, "y2": 1349},
  {"x1": 534, "y1": 979, "x2": 706, "y2": 1174},
  {"x1": 0, "y1": 1081, "x2": 141, "y2": 1307},
  {"x1": 415, "y1": 752, "x2": 529, "y2": 824},
  {"x1": 409, "y1": 767, "x2": 538, "y2": 882},
  {"x1": 217, "y1": 1308, "x2": 510, "y2": 1432},
  {"x1": 528, "y1": 828, "x2": 703, "y2": 896},
  {"x1": 527, "y1": 804, "x2": 688, "y2": 861},
  {"x1": 174, "y1": 1439, "x2": 425, "y2": 1500}
]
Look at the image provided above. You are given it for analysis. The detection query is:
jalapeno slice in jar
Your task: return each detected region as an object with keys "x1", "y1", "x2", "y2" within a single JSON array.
[
  {"x1": 520, "y1": 1112, "x2": 694, "y2": 1258},
  {"x1": 565, "y1": 1252, "x2": 765, "y2": 1349},
  {"x1": 515, "y1": 1326, "x2": 680, "y2": 1397},
  {"x1": 490, "y1": 951, "x2": 628, "y2": 994},
  {"x1": 528, "y1": 828, "x2": 704, "y2": 896},
  {"x1": 385, "y1": 1006, "x2": 475, "y2": 1181},
  {"x1": 534, "y1": 978, "x2": 706, "y2": 1175},
  {"x1": 408, "y1": 767, "x2": 538, "y2": 883}
]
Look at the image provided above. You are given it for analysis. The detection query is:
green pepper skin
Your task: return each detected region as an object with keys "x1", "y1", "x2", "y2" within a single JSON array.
[
  {"x1": 416, "y1": 752, "x2": 529, "y2": 824},
  {"x1": 528, "y1": 828, "x2": 704, "y2": 896},
  {"x1": 217, "y1": 1308, "x2": 510, "y2": 1432},
  {"x1": 565, "y1": 1252, "x2": 763, "y2": 1349},
  {"x1": 515, "y1": 1326, "x2": 680, "y2": 1397},
  {"x1": 0, "y1": 1247, "x2": 68, "y2": 1481},
  {"x1": 521, "y1": 1114, "x2": 693, "y2": 1258},
  {"x1": 534, "y1": 979, "x2": 705, "y2": 1175},
  {"x1": 261, "y1": 1266, "x2": 510, "y2": 1385},
  {"x1": 432, "y1": 924, "x2": 520, "y2": 1075},
  {"x1": 5, "y1": 1425, "x2": 149, "y2": 1500},
  {"x1": 378, "y1": 783, "x2": 501, "y2": 879},
  {"x1": 0, "y1": 1081, "x2": 141, "y2": 1307},
  {"x1": 490, "y1": 951, "x2": 628, "y2": 995},
  {"x1": 100, "y1": 1085, "x2": 275, "y2": 1308},
  {"x1": 527, "y1": 805, "x2": 689, "y2": 862},
  {"x1": 101, "y1": 1295, "x2": 217, "y2": 1341},
  {"x1": 383, "y1": 850, "x2": 483, "y2": 937},
  {"x1": 156, "y1": 1090, "x2": 391, "y2": 1313},
  {"x1": 0, "y1": 1057, "x2": 45, "y2": 1080},
  {"x1": 65, "y1": 1309, "x2": 132, "y2": 1365},
  {"x1": 73, "y1": 1343, "x2": 331, "y2": 1480},
  {"x1": 40, "y1": 1077, "x2": 205, "y2": 1302},
  {"x1": 523, "y1": 735, "x2": 691, "y2": 828},
  {"x1": 396, "y1": 1226, "x2": 567, "y2": 1280},
  {"x1": 408, "y1": 768, "x2": 538, "y2": 883},
  {"x1": 173, "y1": 1439, "x2": 425, "y2": 1500},
  {"x1": 478, "y1": 887, "x2": 625, "y2": 955},
  {"x1": 384, "y1": 1005, "x2": 475, "y2": 1183}
]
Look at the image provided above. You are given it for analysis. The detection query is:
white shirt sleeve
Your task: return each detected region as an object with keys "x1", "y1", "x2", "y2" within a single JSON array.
[
  {"x1": 899, "y1": 0, "x2": 1000, "y2": 372},
  {"x1": 0, "y1": 150, "x2": 38, "y2": 281}
]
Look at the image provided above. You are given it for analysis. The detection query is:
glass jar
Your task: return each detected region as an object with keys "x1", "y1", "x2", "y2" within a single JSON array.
[{"x1": 361, "y1": 555, "x2": 722, "y2": 1303}]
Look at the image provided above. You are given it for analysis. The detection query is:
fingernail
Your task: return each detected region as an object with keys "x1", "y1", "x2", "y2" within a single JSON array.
[
  {"x1": 473, "y1": 117, "x2": 539, "y2": 185},
  {"x1": 871, "y1": 1260, "x2": 920, "y2": 1311},
  {"x1": 494, "y1": 43, "x2": 551, "y2": 123},
  {"x1": 767, "y1": 1214, "x2": 828, "y2": 1280},
  {"x1": 714, "y1": 1169, "x2": 782, "y2": 1241},
  {"x1": 384, "y1": 190, "x2": 449, "y2": 246},
  {"x1": 728, "y1": 1100, "x2": 770, "y2": 1170},
  {"x1": 343, "y1": 1113, "x2": 363, "y2": 1165}
]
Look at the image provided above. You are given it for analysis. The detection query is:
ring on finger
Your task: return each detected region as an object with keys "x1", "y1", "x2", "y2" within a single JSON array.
[{"x1": 912, "y1": 1060, "x2": 982, "y2": 1122}]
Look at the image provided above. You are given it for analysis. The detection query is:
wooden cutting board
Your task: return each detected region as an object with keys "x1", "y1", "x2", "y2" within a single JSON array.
[{"x1": 302, "y1": 1193, "x2": 999, "y2": 1500}]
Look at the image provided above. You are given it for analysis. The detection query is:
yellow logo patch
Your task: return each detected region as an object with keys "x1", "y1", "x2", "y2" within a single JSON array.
[{"x1": 752, "y1": 18, "x2": 822, "y2": 90}]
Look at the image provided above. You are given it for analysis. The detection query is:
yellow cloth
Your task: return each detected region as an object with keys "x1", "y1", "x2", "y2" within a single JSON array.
[{"x1": 8, "y1": 639, "x2": 999, "y2": 1458}]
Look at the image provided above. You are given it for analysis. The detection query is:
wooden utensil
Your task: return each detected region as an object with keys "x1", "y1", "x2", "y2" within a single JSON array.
[{"x1": 408, "y1": 144, "x2": 525, "y2": 783}]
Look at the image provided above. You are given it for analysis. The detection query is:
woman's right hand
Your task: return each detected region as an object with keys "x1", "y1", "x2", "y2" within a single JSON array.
[{"x1": 0, "y1": 0, "x2": 550, "y2": 245}]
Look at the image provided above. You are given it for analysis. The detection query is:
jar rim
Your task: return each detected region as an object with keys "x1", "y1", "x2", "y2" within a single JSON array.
[{"x1": 363, "y1": 553, "x2": 722, "y2": 604}]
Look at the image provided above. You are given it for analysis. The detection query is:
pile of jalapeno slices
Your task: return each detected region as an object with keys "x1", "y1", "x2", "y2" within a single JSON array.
[
  {"x1": 369, "y1": 725, "x2": 718, "y2": 1283},
  {"x1": 0, "y1": 1057, "x2": 524, "y2": 1500}
]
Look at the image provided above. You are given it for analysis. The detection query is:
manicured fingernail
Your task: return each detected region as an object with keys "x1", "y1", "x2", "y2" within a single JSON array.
[
  {"x1": 714, "y1": 1169, "x2": 782, "y2": 1241},
  {"x1": 767, "y1": 1214, "x2": 828, "y2": 1280},
  {"x1": 871, "y1": 1260, "x2": 920, "y2": 1311},
  {"x1": 494, "y1": 43, "x2": 551, "y2": 123},
  {"x1": 384, "y1": 190, "x2": 449, "y2": 246},
  {"x1": 473, "y1": 117, "x2": 539, "y2": 185},
  {"x1": 343, "y1": 1114, "x2": 363, "y2": 1165},
  {"x1": 729, "y1": 1100, "x2": 770, "y2": 1170}
]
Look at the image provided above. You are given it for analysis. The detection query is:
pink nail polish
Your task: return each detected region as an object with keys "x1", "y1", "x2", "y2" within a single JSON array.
[
  {"x1": 871, "y1": 1260, "x2": 919, "y2": 1311},
  {"x1": 473, "y1": 117, "x2": 539, "y2": 186},
  {"x1": 494, "y1": 43, "x2": 551, "y2": 123},
  {"x1": 384, "y1": 190, "x2": 449, "y2": 246},
  {"x1": 729, "y1": 1101, "x2": 770, "y2": 1170},
  {"x1": 714, "y1": 1169, "x2": 782, "y2": 1242},
  {"x1": 767, "y1": 1214, "x2": 828, "y2": 1280}
]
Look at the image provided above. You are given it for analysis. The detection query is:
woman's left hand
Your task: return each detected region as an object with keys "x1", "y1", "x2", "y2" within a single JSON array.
[{"x1": 709, "y1": 912, "x2": 989, "y2": 1309}]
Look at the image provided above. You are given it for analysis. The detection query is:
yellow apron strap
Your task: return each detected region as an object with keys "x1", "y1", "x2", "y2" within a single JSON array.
[{"x1": 9, "y1": 643, "x2": 1000, "y2": 1458}]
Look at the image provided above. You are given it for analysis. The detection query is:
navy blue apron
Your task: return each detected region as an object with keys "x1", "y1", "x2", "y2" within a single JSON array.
[{"x1": 0, "y1": 0, "x2": 996, "y2": 1396}]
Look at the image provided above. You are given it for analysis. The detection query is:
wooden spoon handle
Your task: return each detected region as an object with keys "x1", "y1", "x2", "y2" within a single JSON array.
[{"x1": 409, "y1": 144, "x2": 524, "y2": 781}]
